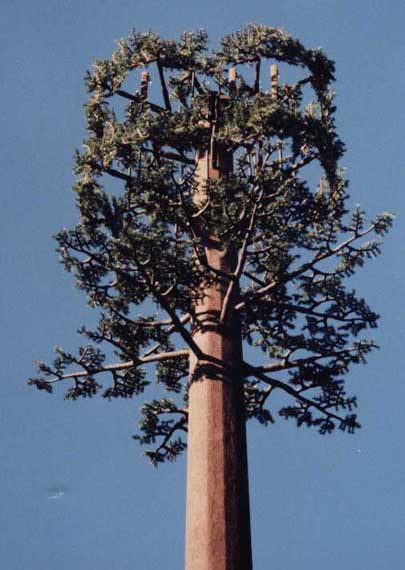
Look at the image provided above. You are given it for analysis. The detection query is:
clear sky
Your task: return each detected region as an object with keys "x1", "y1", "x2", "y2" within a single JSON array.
[{"x1": 1, "y1": 1, "x2": 404, "y2": 569}]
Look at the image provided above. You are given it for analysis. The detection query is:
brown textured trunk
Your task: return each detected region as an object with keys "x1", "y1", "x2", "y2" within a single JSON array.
[{"x1": 185, "y1": 93, "x2": 253, "y2": 570}]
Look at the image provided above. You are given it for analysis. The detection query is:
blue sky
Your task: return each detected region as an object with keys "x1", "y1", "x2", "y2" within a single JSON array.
[{"x1": 1, "y1": 1, "x2": 404, "y2": 569}]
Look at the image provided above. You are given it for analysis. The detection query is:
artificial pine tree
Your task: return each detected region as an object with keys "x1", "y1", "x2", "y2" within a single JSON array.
[{"x1": 29, "y1": 24, "x2": 393, "y2": 569}]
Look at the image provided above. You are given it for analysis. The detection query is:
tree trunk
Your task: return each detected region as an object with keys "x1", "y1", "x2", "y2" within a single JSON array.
[{"x1": 185, "y1": 93, "x2": 253, "y2": 570}]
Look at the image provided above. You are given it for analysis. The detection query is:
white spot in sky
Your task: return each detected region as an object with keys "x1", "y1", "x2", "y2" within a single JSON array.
[
  {"x1": 48, "y1": 491, "x2": 65, "y2": 500},
  {"x1": 45, "y1": 485, "x2": 69, "y2": 500}
]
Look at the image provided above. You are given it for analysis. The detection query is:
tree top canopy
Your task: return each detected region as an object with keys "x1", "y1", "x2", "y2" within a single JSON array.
[{"x1": 29, "y1": 24, "x2": 393, "y2": 465}]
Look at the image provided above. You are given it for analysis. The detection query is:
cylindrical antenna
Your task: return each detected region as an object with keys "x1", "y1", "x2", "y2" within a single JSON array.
[
  {"x1": 271, "y1": 64, "x2": 282, "y2": 163},
  {"x1": 140, "y1": 71, "x2": 150, "y2": 99},
  {"x1": 270, "y1": 64, "x2": 279, "y2": 100},
  {"x1": 229, "y1": 67, "x2": 237, "y2": 93}
]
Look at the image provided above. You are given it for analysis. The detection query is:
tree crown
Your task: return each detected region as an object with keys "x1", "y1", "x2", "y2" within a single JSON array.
[{"x1": 29, "y1": 24, "x2": 393, "y2": 465}]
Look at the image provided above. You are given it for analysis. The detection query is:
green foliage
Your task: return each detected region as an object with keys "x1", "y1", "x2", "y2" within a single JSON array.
[{"x1": 29, "y1": 24, "x2": 393, "y2": 464}]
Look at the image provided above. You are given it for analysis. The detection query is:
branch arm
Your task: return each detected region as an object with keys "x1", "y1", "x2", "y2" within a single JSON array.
[
  {"x1": 131, "y1": 248, "x2": 203, "y2": 358},
  {"x1": 254, "y1": 58, "x2": 261, "y2": 93},
  {"x1": 256, "y1": 301, "x2": 370, "y2": 324},
  {"x1": 220, "y1": 187, "x2": 263, "y2": 323},
  {"x1": 244, "y1": 362, "x2": 346, "y2": 424},
  {"x1": 256, "y1": 346, "x2": 361, "y2": 374},
  {"x1": 237, "y1": 223, "x2": 378, "y2": 310},
  {"x1": 116, "y1": 89, "x2": 167, "y2": 113},
  {"x1": 147, "y1": 416, "x2": 188, "y2": 464},
  {"x1": 156, "y1": 56, "x2": 172, "y2": 112},
  {"x1": 39, "y1": 349, "x2": 189, "y2": 384}
]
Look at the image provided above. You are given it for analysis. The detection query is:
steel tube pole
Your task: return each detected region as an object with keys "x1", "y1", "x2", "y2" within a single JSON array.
[{"x1": 185, "y1": 90, "x2": 253, "y2": 570}]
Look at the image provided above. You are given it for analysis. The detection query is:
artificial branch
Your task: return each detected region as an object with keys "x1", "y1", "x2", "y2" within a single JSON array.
[
  {"x1": 220, "y1": 186, "x2": 264, "y2": 323},
  {"x1": 237, "y1": 223, "x2": 380, "y2": 311},
  {"x1": 254, "y1": 58, "x2": 261, "y2": 93},
  {"x1": 116, "y1": 89, "x2": 167, "y2": 113},
  {"x1": 243, "y1": 361, "x2": 354, "y2": 427},
  {"x1": 256, "y1": 346, "x2": 366, "y2": 374},
  {"x1": 131, "y1": 245, "x2": 203, "y2": 358},
  {"x1": 32, "y1": 349, "x2": 189, "y2": 385},
  {"x1": 157, "y1": 56, "x2": 172, "y2": 112}
]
